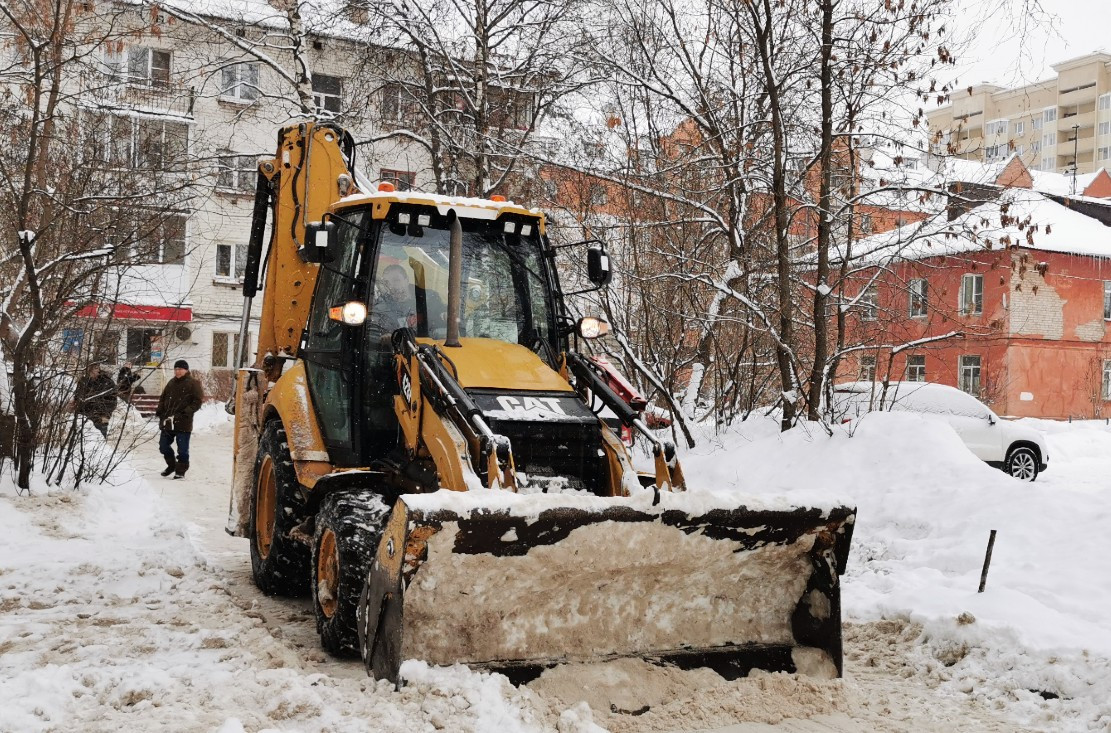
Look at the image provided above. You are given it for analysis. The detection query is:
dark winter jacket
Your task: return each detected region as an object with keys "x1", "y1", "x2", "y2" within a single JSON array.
[
  {"x1": 75, "y1": 372, "x2": 118, "y2": 423},
  {"x1": 117, "y1": 367, "x2": 144, "y2": 395},
  {"x1": 156, "y1": 373, "x2": 204, "y2": 433}
]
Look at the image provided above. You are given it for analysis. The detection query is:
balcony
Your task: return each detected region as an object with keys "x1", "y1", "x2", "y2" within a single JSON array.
[
  {"x1": 1059, "y1": 82, "x2": 1099, "y2": 106},
  {"x1": 1058, "y1": 108, "x2": 1095, "y2": 133},
  {"x1": 81, "y1": 74, "x2": 195, "y2": 119}
]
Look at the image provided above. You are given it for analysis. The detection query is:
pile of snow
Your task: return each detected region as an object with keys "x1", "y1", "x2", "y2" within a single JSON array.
[
  {"x1": 192, "y1": 401, "x2": 233, "y2": 433},
  {"x1": 680, "y1": 412, "x2": 1111, "y2": 730}
]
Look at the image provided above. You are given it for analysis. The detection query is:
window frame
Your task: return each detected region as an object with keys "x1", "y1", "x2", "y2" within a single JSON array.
[
  {"x1": 1104, "y1": 359, "x2": 1111, "y2": 400},
  {"x1": 215, "y1": 242, "x2": 249, "y2": 281},
  {"x1": 220, "y1": 61, "x2": 260, "y2": 103},
  {"x1": 906, "y1": 355, "x2": 926, "y2": 382},
  {"x1": 379, "y1": 168, "x2": 416, "y2": 191},
  {"x1": 217, "y1": 152, "x2": 257, "y2": 193},
  {"x1": 859, "y1": 354, "x2": 877, "y2": 382},
  {"x1": 959, "y1": 354, "x2": 982, "y2": 396},
  {"x1": 860, "y1": 285, "x2": 878, "y2": 321},
  {"x1": 312, "y1": 73, "x2": 343, "y2": 115},
  {"x1": 1103, "y1": 281, "x2": 1111, "y2": 320},
  {"x1": 908, "y1": 278, "x2": 928, "y2": 318},
  {"x1": 959, "y1": 273, "x2": 983, "y2": 316}
]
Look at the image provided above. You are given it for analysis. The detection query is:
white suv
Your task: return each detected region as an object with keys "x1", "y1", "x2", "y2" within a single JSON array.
[{"x1": 832, "y1": 381, "x2": 1049, "y2": 482}]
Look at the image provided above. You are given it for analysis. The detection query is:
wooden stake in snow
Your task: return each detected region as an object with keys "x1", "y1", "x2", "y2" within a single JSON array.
[{"x1": 978, "y1": 530, "x2": 997, "y2": 593}]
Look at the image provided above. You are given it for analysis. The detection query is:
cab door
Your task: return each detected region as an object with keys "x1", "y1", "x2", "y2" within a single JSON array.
[{"x1": 301, "y1": 211, "x2": 367, "y2": 466}]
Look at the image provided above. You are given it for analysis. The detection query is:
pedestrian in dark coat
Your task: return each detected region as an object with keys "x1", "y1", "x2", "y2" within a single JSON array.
[
  {"x1": 75, "y1": 363, "x2": 117, "y2": 437},
  {"x1": 156, "y1": 360, "x2": 204, "y2": 478},
  {"x1": 117, "y1": 363, "x2": 145, "y2": 398}
]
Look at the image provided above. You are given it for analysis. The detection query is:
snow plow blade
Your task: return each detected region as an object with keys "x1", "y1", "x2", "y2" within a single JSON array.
[{"x1": 358, "y1": 491, "x2": 855, "y2": 685}]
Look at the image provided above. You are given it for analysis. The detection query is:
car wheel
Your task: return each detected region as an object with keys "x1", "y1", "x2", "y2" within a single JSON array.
[{"x1": 1004, "y1": 446, "x2": 1039, "y2": 482}]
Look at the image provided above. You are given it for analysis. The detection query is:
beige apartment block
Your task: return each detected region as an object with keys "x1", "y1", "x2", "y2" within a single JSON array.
[{"x1": 927, "y1": 52, "x2": 1111, "y2": 177}]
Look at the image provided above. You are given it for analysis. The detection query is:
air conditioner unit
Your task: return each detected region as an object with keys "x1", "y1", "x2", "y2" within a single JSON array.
[{"x1": 175, "y1": 325, "x2": 194, "y2": 343}]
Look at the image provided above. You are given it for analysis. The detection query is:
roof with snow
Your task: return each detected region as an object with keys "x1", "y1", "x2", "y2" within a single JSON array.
[{"x1": 847, "y1": 188, "x2": 1111, "y2": 264}]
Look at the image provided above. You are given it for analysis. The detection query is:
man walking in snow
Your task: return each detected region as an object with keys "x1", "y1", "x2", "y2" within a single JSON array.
[
  {"x1": 75, "y1": 362, "x2": 117, "y2": 437},
  {"x1": 156, "y1": 360, "x2": 203, "y2": 479}
]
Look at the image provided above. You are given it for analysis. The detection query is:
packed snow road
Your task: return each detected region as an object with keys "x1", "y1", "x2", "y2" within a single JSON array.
[{"x1": 2, "y1": 406, "x2": 1107, "y2": 732}]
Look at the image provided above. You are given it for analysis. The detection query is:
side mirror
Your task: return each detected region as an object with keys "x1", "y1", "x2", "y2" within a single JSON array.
[
  {"x1": 577, "y1": 316, "x2": 610, "y2": 339},
  {"x1": 301, "y1": 220, "x2": 336, "y2": 263},
  {"x1": 587, "y1": 245, "x2": 612, "y2": 286}
]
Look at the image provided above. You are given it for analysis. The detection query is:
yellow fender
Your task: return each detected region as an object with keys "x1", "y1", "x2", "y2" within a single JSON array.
[{"x1": 262, "y1": 360, "x2": 333, "y2": 490}]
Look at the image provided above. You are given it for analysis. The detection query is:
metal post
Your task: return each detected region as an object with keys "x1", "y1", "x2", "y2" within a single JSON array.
[{"x1": 978, "y1": 529, "x2": 997, "y2": 593}]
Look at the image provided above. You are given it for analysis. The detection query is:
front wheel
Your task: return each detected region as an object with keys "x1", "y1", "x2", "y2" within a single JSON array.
[
  {"x1": 312, "y1": 491, "x2": 390, "y2": 656},
  {"x1": 250, "y1": 421, "x2": 310, "y2": 596},
  {"x1": 1004, "y1": 446, "x2": 1039, "y2": 482}
]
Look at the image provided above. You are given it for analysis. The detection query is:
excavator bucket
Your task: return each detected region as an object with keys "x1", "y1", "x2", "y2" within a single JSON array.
[{"x1": 358, "y1": 490, "x2": 855, "y2": 685}]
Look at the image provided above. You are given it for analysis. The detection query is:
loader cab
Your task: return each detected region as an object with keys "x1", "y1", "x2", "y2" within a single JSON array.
[{"x1": 300, "y1": 199, "x2": 565, "y2": 467}]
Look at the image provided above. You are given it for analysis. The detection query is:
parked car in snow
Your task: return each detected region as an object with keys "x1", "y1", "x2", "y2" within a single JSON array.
[{"x1": 832, "y1": 381, "x2": 1049, "y2": 481}]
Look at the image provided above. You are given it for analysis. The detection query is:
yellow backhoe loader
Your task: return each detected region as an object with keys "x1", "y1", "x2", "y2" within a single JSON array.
[{"x1": 226, "y1": 121, "x2": 855, "y2": 684}]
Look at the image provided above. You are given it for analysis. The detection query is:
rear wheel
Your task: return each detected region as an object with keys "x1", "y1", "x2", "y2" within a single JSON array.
[
  {"x1": 249, "y1": 421, "x2": 310, "y2": 596},
  {"x1": 312, "y1": 491, "x2": 390, "y2": 656},
  {"x1": 1004, "y1": 446, "x2": 1039, "y2": 482}
]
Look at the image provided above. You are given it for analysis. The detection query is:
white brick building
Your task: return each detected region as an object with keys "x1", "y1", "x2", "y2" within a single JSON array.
[{"x1": 75, "y1": 3, "x2": 429, "y2": 396}]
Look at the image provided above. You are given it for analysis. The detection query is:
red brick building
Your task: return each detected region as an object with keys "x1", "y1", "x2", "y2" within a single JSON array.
[{"x1": 844, "y1": 157, "x2": 1111, "y2": 418}]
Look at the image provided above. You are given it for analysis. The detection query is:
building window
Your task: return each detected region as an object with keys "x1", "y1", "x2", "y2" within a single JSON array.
[
  {"x1": 859, "y1": 213, "x2": 873, "y2": 234},
  {"x1": 135, "y1": 118, "x2": 188, "y2": 169},
  {"x1": 985, "y1": 119, "x2": 1007, "y2": 136},
  {"x1": 488, "y1": 86, "x2": 534, "y2": 129},
  {"x1": 220, "y1": 62, "x2": 260, "y2": 103},
  {"x1": 908, "y1": 278, "x2": 928, "y2": 317},
  {"x1": 984, "y1": 144, "x2": 1007, "y2": 162},
  {"x1": 94, "y1": 330, "x2": 120, "y2": 365},
  {"x1": 959, "y1": 355, "x2": 981, "y2": 396},
  {"x1": 1100, "y1": 94, "x2": 1111, "y2": 112},
  {"x1": 1100, "y1": 147, "x2": 1111, "y2": 162},
  {"x1": 312, "y1": 74, "x2": 342, "y2": 114},
  {"x1": 126, "y1": 328, "x2": 160, "y2": 365},
  {"x1": 105, "y1": 47, "x2": 171, "y2": 88},
  {"x1": 589, "y1": 185, "x2": 608, "y2": 207},
  {"x1": 906, "y1": 355, "x2": 926, "y2": 382},
  {"x1": 118, "y1": 214, "x2": 186, "y2": 265},
  {"x1": 380, "y1": 168, "x2": 416, "y2": 191},
  {"x1": 211, "y1": 331, "x2": 245, "y2": 369},
  {"x1": 1014, "y1": 121, "x2": 1024, "y2": 136},
  {"x1": 1031, "y1": 140, "x2": 1041, "y2": 155},
  {"x1": 1041, "y1": 157, "x2": 1054, "y2": 171},
  {"x1": 860, "y1": 286, "x2": 878, "y2": 320},
  {"x1": 1042, "y1": 132, "x2": 1057, "y2": 148},
  {"x1": 1043, "y1": 107, "x2": 1057, "y2": 123},
  {"x1": 859, "y1": 355, "x2": 876, "y2": 382},
  {"x1": 1104, "y1": 360, "x2": 1111, "y2": 400},
  {"x1": 216, "y1": 243, "x2": 248, "y2": 280},
  {"x1": 217, "y1": 152, "x2": 256, "y2": 192},
  {"x1": 1033, "y1": 117, "x2": 1043, "y2": 132},
  {"x1": 1100, "y1": 121, "x2": 1111, "y2": 136},
  {"x1": 380, "y1": 82, "x2": 419, "y2": 124},
  {"x1": 1104, "y1": 281, "x2": 1111, "y2": 320},
  {"x1": 960, "y1": 273, "x2": 983, "y2": 315}
]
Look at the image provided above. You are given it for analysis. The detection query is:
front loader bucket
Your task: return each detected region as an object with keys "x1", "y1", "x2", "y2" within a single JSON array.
[{"x1": 358, "y1": 490, "x2": 854, "y2": 685}]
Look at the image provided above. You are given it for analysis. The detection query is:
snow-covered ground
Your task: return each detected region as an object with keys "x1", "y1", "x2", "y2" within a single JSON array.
[{"x1": 1, "y1": 404, "x2": 1108, "y2": 732}]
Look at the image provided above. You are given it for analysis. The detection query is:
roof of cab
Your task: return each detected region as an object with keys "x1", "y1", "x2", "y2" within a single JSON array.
[{"x1": 334, "y1": 188, "x2": 544, "y2": 224}]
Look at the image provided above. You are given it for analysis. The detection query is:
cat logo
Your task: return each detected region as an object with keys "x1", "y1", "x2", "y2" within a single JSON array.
[{"x1": 495, "y1": 395, "x2": 567, "y2": 416}]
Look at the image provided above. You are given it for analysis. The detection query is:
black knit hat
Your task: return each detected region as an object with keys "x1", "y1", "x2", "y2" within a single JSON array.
[{"x1": 174, "y1": 359, "x2": 189, "y2": 370}]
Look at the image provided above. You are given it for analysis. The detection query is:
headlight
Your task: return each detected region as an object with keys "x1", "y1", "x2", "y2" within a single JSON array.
[{"x1": 328, "y1": 300, "x2": 367, "y2": 326}]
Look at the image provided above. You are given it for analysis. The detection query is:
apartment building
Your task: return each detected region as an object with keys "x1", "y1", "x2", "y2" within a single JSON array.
[
  {"x1": 66, "y1": 4, "x2": 430, "y2": 397},
  {"x1": 927, "y1": 52, "x2": 1111, "y2": 178}
]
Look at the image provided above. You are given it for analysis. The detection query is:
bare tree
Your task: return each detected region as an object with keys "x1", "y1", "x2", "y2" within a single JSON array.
[
  {"x1": 355, "y1": 0, "x2": 593, "y2": 196},
  {"x1": 0, "y1": 0, "x2": 200, "y2": 490}
]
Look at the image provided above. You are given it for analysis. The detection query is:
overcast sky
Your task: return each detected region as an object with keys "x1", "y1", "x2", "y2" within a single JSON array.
[{"x1": 950, "y1": 1, "x2": 1107, "y2": 90}]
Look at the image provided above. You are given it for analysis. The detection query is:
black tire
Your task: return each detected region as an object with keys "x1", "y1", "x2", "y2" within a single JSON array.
[
  {"x1": 249, "y1": 421, "x2": 311, "y2": 596},
  {"x1": 312, "y1": 491, "x2": 390, "y2": 656},
  {"x1": 1004, "y1": 445, "x2": 1040, "y2": 482}
]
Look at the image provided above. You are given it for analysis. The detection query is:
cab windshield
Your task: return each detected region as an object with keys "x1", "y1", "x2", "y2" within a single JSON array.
[{"x1": 368, "y1": 216, "x2": 558, "y2": 353}]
